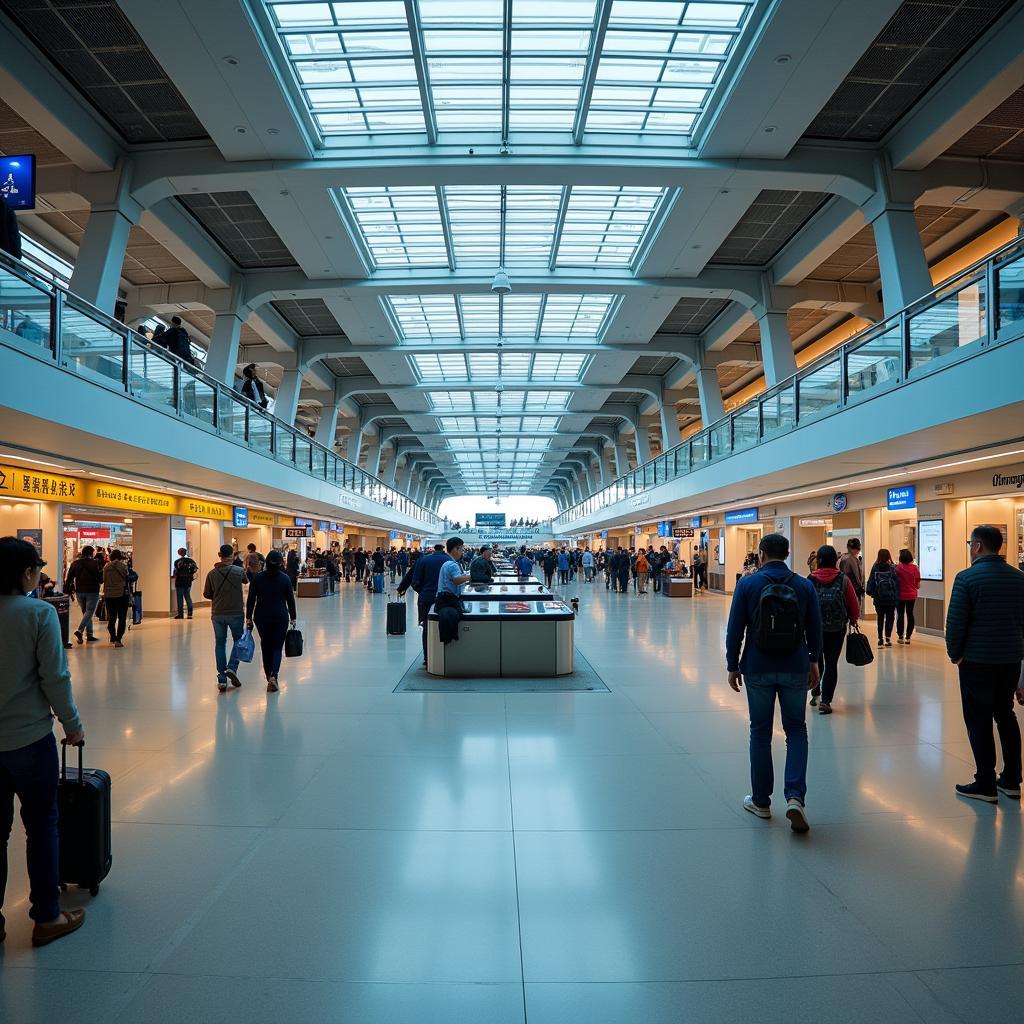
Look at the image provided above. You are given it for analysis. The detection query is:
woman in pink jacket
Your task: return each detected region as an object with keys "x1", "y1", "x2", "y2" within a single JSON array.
[{"x1": 895, "y1": 548, "x2": 921, "y2": 644}]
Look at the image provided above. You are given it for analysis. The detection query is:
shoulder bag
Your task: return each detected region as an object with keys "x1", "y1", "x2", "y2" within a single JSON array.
[{"x1": 845, "y1": 623, "x2": 874, "y2": 667}]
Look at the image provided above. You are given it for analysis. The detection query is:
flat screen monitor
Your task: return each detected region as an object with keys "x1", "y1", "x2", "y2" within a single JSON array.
[
  {"x1": 0, "y1": 155, "x2": 36, "y2": 211},
  {"x1": 918, "y1": 519, "x2": 943, "y2": 581}
]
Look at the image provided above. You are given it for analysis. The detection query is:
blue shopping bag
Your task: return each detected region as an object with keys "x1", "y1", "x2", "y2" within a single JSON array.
[{"x1": 232, "y1": 628, "x2": 255, "y2": 664}]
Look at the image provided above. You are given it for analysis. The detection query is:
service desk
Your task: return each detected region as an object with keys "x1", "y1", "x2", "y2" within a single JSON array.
[
  {"x1": 460, "y1": 581, "x2": 552, "y2": 601},
  {"x1": 297, "y1": 574, "x2": 329, "y2": 598},
  {"x1": 662, "y1": 576, "x2": 692, "y2": 598},
  {"x1": 427, "y1": 599, "x2": 574, "y2": 677}
]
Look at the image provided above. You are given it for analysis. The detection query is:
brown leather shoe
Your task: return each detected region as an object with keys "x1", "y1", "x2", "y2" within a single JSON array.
[{"x1": 32, "y1": 909, "x2": 86, "y2": 947}]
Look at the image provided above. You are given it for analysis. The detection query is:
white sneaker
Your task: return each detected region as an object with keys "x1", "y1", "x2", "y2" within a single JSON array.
[
  {"x1": 743, "y1": 795, "x2": 771, "y2": 819},
  {"x1": 786, "y1": 798, "x2": 810, "y2": 833}
]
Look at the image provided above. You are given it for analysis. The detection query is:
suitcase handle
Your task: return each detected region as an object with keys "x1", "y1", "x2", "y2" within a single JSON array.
[{"x1": 60, "y1": 738, "x2": 85, "y2": 784}]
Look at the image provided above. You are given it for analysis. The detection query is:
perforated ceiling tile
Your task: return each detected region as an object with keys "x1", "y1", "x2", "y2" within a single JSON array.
[
  {"x1": 321, "y1": 356, "x2": 370, "y2": 377},
  {"x1": 657, "y1": 297, "x2": 730, "y2": 334},
  {"x1": 945, "y1": 86, "x2": 1024, "y2": 160},
  {"x1": 0, "y1": 0, "x2": 209, "y2": 143},
  {"x1": 709, "y1": 190, "x2": 828, "y2": 266},
  {"x1": 272, "y1": 298, "x2": 344, "y2": 337},
  {"x1": 179, "y1": 192, "x2": 298, "y2": 269},
  {"x1": 0, "y1": 99, "x2": 73, "y2": 167},
  {"x1": 805, "y1": 0, "x2": 1015, "y2": 142},
  {"x1": 630, "y1": 354, "x2": 681, "y2": 376}
]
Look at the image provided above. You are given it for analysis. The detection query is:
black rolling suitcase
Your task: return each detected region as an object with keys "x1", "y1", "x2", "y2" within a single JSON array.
[
  {"x1": 58, "y1": 740, "x2": 112, "y2": 897},
  {"x1": 132, "y1": 589, "x2": 142, "y2": 625},
  {"x1": 386, "y1": 592, "x2": 407, "y2": 636}
]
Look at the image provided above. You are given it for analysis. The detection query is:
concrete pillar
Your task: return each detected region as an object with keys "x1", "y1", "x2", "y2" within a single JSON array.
[
  {"x1": 410, "y1": 474, "x2": 422, "y2": 504},
  {"x1": 204, "y1": 313, "x2": 244, "y2": 384},
  {"x1": 363, "y1": 441, "x2": 382, "y2": 477},
  {"x1": 758, "y1": 311, "x2": 798, "y2": 387},
  {"x1": 274, "y1": 368, "x2": 302, "y2": 425},
  {"x1": 634, "y1": 427, "x2": 651, "y2": 465},
  {"x1": 660, "y1": 402, "x2": 681, "y2": 449},
  {"x1": 614, "y1": 443, "x2": 629, "y2": 477},
  {"x1": 695, "y1": 366, "x2": 726, "y2": 425},
  {"x1": 385, "y1": 451, "x2": 400, "y2": 486},
  {"x1": 69, "y1": 206, "x2": 135, "y2": 314},
  {"x1": 597, "y1": 449, "x2": 610, "y2": 486},
  {"x1": 314, "y1": 402, "x2": 339, "y2": 447},
  {"x1": 870, "y1": 204, "x2": 932, "y2": 316},
  {"x1": 396, "y1": 459, "x2": 413, "y2": 494}
]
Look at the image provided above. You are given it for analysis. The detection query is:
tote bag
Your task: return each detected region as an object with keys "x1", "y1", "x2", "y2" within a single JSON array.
[
  {"x1": 232, "y1": 628, "x2": 255, "y2": 664},
  {"x1": 845, "y1": 623, "x2": 874, "y2": 667},
  {"x1": 284, "y1": 627, "x2": 304, "y2": 658}
]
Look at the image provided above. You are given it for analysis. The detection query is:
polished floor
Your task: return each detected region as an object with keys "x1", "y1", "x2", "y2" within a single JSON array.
[{"x1": 2, "y1": 573, "x2": 1023, "y2": 1023}]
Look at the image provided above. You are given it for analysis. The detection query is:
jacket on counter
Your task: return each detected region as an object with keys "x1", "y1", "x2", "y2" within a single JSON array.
[{"x1": 433, "y1": 590, "x2": 463, "y2": 644}]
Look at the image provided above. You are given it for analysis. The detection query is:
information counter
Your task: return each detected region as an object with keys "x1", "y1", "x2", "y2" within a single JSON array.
[
  {"x1": 297, "y1": 574, "x2": 329, "y2": 598},
  {"x1": 460, "y1": 581, "x2": 551, "y2": 602},
  {"x1": 427, "y1": 599, "x2": 574, "y2": 677},
  {"x1": 661, "y1": 576, "x2": 693, "y2": 598}
]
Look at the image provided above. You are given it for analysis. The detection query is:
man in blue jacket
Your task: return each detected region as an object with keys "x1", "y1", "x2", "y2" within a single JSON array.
[
  {"x1": 726, "y1": 533, "x2": 822, "y2": 833},
  {"x1": 398, "y1": 543, "x2": 450, "y2": 667},
  {"x1": 945, "y1": 524, "x2": 1024, "y2": 803}
]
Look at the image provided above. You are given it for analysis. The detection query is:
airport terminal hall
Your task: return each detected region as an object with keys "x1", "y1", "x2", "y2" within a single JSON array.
[{"x1": 4, "y1": 0, "x2": 1024, "y2": 1021}]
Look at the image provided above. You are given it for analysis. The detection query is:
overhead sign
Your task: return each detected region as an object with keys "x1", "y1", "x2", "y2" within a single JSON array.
[
  {"x1": 831, "y1": 493, "x2": 848, "y2": 513},
  {"x1": 725, "y1": 507, "x2": 759, "y2": 525},
  {"x1": 691, "y1": 516, "x2": 702, "y2": 528},
  {"x1": 601, "y1": 530, "x2": 608, "y2": 539},
  {"x1": 389, "y1": 530, "x2": 399, "y2": 539},
  {"x1": 294, "y1": 517, "x2": 313, "y2": 527},
  {"x1": 631, "y1": 494, "x2": 650, "y2": 508},
  {"x1": 799, "y1": 517, "x2": 831, "y2": 527},
  {"x1": 248, "y1": 509, "x2": 275, "y2": 526},
  {"x1": 233, "y1": 507, "x2": 249, "y2": 529},
  {"x1": 284, "y1": 527, "x2": 311, "y2": 538},
  {"x1": 475, "y1": 513, "x2": 506, "y2": 526},
  {"x1": 673, "y1": 527, "x2": 694, "y2": 538},
  {"x1": 887, "y1": 486, "x2": 916, "y2": 510},
  {"x1": 992, "y1": 471, "x2": 1024, "y2": 490}
]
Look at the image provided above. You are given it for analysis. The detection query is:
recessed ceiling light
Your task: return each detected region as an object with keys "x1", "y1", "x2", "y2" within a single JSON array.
[
  {"x1": 775, "y1": 54, "x2": 791, "y2": 64},
  {"x1": 267, "y1": 128, "x2": 280, "y2": 135},
  {"x1": 234, "y1": 126, "x2": 247, "y2": 134},
  {"x1": 223, "y1": 55, "x2": 239, "y2": 65},
  {"x1": 763, "y1": 125, "x2": 777, "y2": 134}
]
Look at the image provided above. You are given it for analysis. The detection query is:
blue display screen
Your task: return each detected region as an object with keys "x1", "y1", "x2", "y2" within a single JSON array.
[
  {"x1": 475, "y1": 513, "x2": 506, "y2": 526},
  {"x1": 887, "y1": 486, "x2": 915, "y2": 510},
  {"x1": 0, "y1": 155, "x2": 36, "y2": 211},
  {"x1": 725, "y1": 507, "x2": 759, "y2": 525}
]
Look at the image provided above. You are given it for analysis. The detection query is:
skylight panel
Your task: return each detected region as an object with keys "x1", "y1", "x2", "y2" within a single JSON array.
[
  {"x1": 539, "y1": 294, "x2": 615, "y2": 337},
  {"x1": 387, "y1": 294, "x2": 459, "y2": 338},
  {"x1": 344, "y1": 186, "x2": 447, "y2": 267}
]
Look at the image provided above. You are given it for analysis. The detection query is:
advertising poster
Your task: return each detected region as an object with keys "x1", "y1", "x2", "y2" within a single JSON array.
[{"x1": 17, "y1": 528, "x2": 42, "y2": 554}]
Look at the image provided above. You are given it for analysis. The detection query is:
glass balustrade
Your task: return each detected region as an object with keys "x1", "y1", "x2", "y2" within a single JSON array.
[
  {"x1": 0, "y1": 252, "x2": 439, "y2": 528},
  {"x1": 552, "y1": 234, "x2": 1024, "y2": 528}
]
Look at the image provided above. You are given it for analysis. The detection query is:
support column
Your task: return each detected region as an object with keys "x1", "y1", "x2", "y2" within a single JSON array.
[
  {"x1": 69, "y1": 206, "x2": 136, "y2": 314},
  {"x1": 660, "y1": 401, "x2": 681, "y2": 449},
  {"x1": 757, "y1": 311, "x2": 797, "y2": 388},
  {"x1": 869, "y1": 204, "x2": 932, "y2": 316},
  {"x1": 633, "y1": 427, "x2": 651, "y2": 465},
  {"x1": 314, "y1": 402, "x2": 339, "y2": 448},
  {"x1": 385, "y1": 450, "x2": 400, "y2": 487},
  {"x1": 363, "y1": 440, "x2": 382, "y2": 477},
  {"x1": 396, "y1": 459, "x2": 413, "y2": 494},
  {"x1": 614, "y1": 443, "x2": 629, "y2": 477},
  {"x1": 204, "y1": 312, "x2": 245, "y2": 385},
  {"x1": 597, "y1": 449, "x2": 610, "y2": 486},
  {"x1": 274, "y1": 368, "x2": 302, "y2": 426},
  {"x1": 695, "y1": 366, "x2": 726, "y2": 425}
]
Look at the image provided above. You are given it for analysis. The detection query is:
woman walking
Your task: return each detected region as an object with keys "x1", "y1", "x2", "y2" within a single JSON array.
[
  {"x1": 866, "y1": 548, "x2": 899, "y2": 648},
  {"x1": 808, "y1": 545, "x2": 861, "y2": 714},
  {"x1": 635, "y1": 548, "x2": 650, "y2": 594},
  {"x1": 245, "y1": 549, "x2": 297, "y2": 693},
  {"x1": 0, "y1": 536, "x2": 87, "y2": 946},
  {"x1": 102, "y1": 549, "x2": 131, "y2": 648},
  {"x1": 895, "y1": 548, "x2": 921, "y2": 644}
]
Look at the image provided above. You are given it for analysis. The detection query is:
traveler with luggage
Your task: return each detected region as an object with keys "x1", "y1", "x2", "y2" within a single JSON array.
[
  {"x1": 65, "y1": 544, "x2": 102, "y2": 645},
  {"x1": 172, "y1": 547, "x2": 198, "y2": 619},
  {"x1": 0, "y1": 536, "x2": 87, "y2": 947},
  {"x1": 101, "y1": 550, "x2": 131, "y2": 648},
  {"x1": 808, "y1": 545, "x2": 861, "y2": 714},
  {"x1": 204, "y1": 543, "x2": 248, "y2": 693},
  {"x1": 245, "y1": 549, "x2": 297, "y2": 694},
  {"x1": 866, "y1": 549, "x2": 899, "y2": 648},
  {"x1": 895, "y1": 548, "x2": 921, "y2": 644},
  {"x1": 726, "y1": 533, "x2": 822, "y2": 832},
  {"x1": 582, "y1": 548, "x2": 594, "y2": 582},
  {"x1": 945, "y1": 524, "x2": 1024, "y2": 803}
]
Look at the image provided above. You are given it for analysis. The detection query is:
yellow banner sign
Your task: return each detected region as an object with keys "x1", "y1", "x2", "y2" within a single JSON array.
[
  {"x1": 0, "y1": 463, "x2": 83, "y2": 502},
  {"x1": 247, "y1": 509, "x2": 275, "y2": 526},
  {"x1": 276, "y1": 515, "x2": 295, "y2": 527},
  {"x1": 179, "y1": 497, "x2": 233, "y2": 521},
  {"x1": 84, "y1": 481, "x2": 177, "y2": 515}
]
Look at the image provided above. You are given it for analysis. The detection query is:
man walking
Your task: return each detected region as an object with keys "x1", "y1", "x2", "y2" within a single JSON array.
[
  {"x1": 726, "y1": 533, "x2": 821, "y2": 832},
  {"x1": 65, "y1": 545, "x2": 102, "y2": 644},
  {"x1": 398, "y1": 542, "x2": 450, "y2": 667},
  {"x1": 839, "y1": 537, "x2": 865, "y2": 601},
  {"x1": 203, "y1": 544, "x2": 248, "y2": 693},
  {"x1": 172, "y1": 547, "x2": 198, "y2": 619},
  {"x1": 946, "y1": 525, "x2": 1024, "y2": 803}
]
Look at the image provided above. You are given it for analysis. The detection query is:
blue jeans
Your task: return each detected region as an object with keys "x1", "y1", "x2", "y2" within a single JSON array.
[
  {"x1": 176, "y1": 585, "x2": 193, "y2": 616},
  {"x1": 212, "y1": 614, "x2": 245, "y2": 682},
  {"x1": 75, "y1": 592, "x2": 100, "y2": 637},
  {"x1": 745, "y1": 672, "x2": 809, "y2": 806},
  {"x1": 0, "y1": 733, "x2": 60, "y2": 924}
]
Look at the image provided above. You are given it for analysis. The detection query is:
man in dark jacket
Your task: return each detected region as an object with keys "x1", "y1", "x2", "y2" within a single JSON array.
[
  {"x1": 399, "y1": 543, "x2": 451, "y2": 666},
  {"x1": 354, "y1": 548, "x2": 368, "y2": 582},
  {"x1": 65, "y1": 545, "x2": 103, "y2": 643},
  {"x1": 469, "y1": 545, "x2": 496, "y2": 584},
  {"x1": 726, "y1": 533, "x2": 822, "y2": 832},
  {"x1": 162, "y1": 316, "x2": 196, "y2": 367},
  {"x1": 946, "y1": 524, "x2": 1024, "y2": 803}
]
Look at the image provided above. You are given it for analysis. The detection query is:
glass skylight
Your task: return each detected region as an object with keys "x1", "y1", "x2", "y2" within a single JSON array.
[
  {"x1": 437, "y1": 415, "x2": 560, "y2": 432},
  {"x1": 387, "y1": 293, "x2": 615, "y2": 339},
  {"x1": 428, "y1": 390, "x2": 570, "y2": 413},
  {"x1": 413, "y1": 351, "x2": 587, "y2": 382},
  {"x1": 264, "y1": 1, "x2": 756, "y2": 139},
  {"x1": 339, "y1": 185, "x2": 669, "y2": 269}
]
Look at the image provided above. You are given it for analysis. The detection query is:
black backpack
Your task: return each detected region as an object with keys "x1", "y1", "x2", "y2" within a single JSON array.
[
  {"x1": 813, "y1": 575, "x2": 848, "y2": 633},
  {"x1": 752, "y1": 573, "x2": 804, "y2": 654},
  {"x1": 872, "y1": 568, "x2": 899, "y2": 606}
]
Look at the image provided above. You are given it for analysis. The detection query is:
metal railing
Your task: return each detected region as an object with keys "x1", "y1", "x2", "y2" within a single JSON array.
[
  {"x1": 554, "y1": 233, "x2": 1024, "y2": 528},
  {"x1": 0, "y1": 251, "x2": 441, "y2": 528}
]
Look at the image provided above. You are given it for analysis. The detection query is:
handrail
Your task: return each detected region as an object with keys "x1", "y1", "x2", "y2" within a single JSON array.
[
  {"x1": 0, "y1": 250, "x2": 441, "y2": 529},
  {"x1": 553, "y1": 232, "x2": 1024, "y2": 527}
]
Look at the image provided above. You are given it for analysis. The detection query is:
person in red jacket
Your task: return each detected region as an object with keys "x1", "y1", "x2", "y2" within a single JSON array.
[
  {"x1": 809, "y1": 545, "x2": 861, "y2": 715},
  {"x1": 895, "y1": 548, "x2": 922, "y2": 645}
]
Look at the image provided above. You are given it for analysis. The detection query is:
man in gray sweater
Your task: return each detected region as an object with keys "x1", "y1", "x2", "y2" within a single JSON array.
[
  {"x1": 946, "y1": 525, "x2": 1024, "y2": 803},
  {"x1": 203, "y1": 544, "x2": 248, "y2": 693}
]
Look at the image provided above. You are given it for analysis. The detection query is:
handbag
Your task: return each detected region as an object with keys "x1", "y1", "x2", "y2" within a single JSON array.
[
  {"x1": 845, "y1": 624, "x2": 874, "y2": 667},
  {"x1": 232, "y1": 628, "x2": 255, "y2": 664},
  {"x1": 284, "y1": 627, "x2": 303, "y2": 658}
]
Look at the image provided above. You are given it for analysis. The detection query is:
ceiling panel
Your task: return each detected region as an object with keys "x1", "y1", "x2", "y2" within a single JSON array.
[
  {"x1": 0, "y1": 0, "x2": 210, "y2": 143},
  {"x1": 709, "y1": 190, "x2": 828, "y2": 265},
  {"x1": 179, "y1": 192, "x2": 298, "y2": 270},
  {"x1": 944, "y1": 85, "x2": 1024, "y2": 160},
  {"x1": 804, "y1": 0, "x2": 1015, "y2": 141},
  {"x1": 0, "y1": 99, "x2": 73, "y2": 167},
  {"x1": 272, "y1": 298, "x2": 344, "y2": 336},
  {"x1": 656, "y1": 297, "x2": 730, "y2": 334}
]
